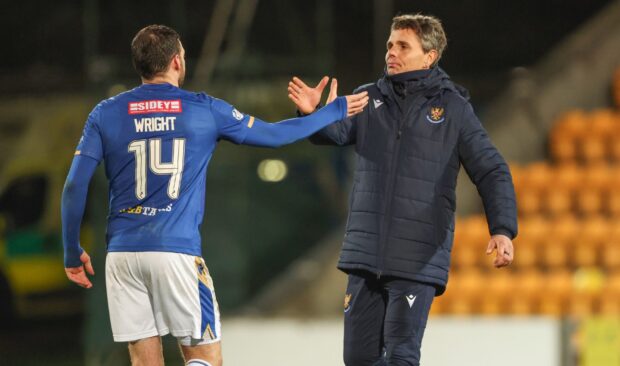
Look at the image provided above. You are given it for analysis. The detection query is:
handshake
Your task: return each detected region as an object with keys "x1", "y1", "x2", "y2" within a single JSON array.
[{"x1": 287, "y1": 76, "x2": 368, "y2": 117}]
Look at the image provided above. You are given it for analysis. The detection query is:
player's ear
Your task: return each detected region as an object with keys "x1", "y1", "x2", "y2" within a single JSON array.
[{"x1": 171, "y1": 54, "x2": 181, "y2": 71}]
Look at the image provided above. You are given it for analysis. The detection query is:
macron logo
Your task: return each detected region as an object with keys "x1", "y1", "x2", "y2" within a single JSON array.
[
  {"x1": 128, "y1": 100, "x2": 182, "y2": 115},
  {"x1": 373, "y1": 99, "x2": 384, "y2": 109},
  {"x1": 406, "y1": 294, "x2": 416, "y2": 308}
]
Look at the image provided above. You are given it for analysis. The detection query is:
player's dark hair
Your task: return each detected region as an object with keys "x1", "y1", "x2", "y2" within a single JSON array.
[
  {"x1": 391, "y1": 14, "x2": 447, "y2": 67},
  {"x1": 131, "y1": 25, "x2": 181, "y2": 80}
]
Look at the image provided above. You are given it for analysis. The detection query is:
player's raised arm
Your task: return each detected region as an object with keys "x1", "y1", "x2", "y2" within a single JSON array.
[
  {"x1": 213, "y1": 92, "x2": 368, "y2": 148},
  {"x1": 242, "y1": 93, "x2": 366, "y2": 147}
]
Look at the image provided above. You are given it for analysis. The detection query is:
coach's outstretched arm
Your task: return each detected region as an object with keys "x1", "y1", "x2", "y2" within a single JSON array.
[
  {"x1": 214, "y1": 93, "x2": 367, "y2": 148},
  {"x1": 61, "y1": 155, "x2": 98, "y2": 288}
]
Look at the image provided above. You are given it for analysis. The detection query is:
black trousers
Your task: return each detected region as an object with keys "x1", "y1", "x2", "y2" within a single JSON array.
[{"x1": 343, "y1": 271, "x2": 436, "y2": 366}]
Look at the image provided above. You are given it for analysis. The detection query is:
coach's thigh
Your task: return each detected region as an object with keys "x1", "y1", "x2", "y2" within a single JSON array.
[
  {"x1": 382, "y1": 280, "x2": 435, "y2": 366},
  {"x1": 343, "y1": 272, "x2": 385, "y2": 366}
]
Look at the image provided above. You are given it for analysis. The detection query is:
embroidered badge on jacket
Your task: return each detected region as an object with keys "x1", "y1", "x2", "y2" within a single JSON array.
[{"x1": 426, "y1": 106, "x2": 446, "y2": 124}]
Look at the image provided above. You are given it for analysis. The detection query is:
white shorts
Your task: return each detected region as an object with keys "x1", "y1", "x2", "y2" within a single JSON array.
[{"x1": 105, "y1": 252, "x2": 221, "y2": 345}]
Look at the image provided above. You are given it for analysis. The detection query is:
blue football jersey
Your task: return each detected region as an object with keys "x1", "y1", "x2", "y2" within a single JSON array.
[{"x1": 75, "y1": 83, "x2": 256, "y2": 256}]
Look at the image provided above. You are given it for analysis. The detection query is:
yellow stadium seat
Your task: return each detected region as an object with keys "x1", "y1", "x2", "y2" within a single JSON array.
[
  {"x1": 480, "y1": 293, "x2": 503, "y2": 316},
  {"x1": 513, "y1": 238, "x2": 538, "y2": 269},
  {"x1": 451, "y1": 244, "x2": 479, "y2": 268},
  {"x1": 584, "y1": 164, "x2": 611, "y2": 191},
  {"x1": 589, "y1": 109, "x2": 616, "y2": 137},
  {"x1": 606, "y1": 189, "x2": 620, "y2": 216},
  {"x1": 568, "y1": 295, "x2": 595, "y2": 318},
  {"x1": 554, "y1": 163, "x2": 581, "y2": 192},
  {"x1": 550, "y1": 215, "x2": 579, "y2": 244},
  {"x1": 518, "y1": 215, "x2": 547, "y2": 243},
  {"x1": 549, "y1": 135, "x2": 577, "y2": 164},
  {"x1": 579, "y1": 216, "x2": 609, "y2": 244},
  {"x1": 551, "y1": 110, "x2": 588, "y2": 139},
  {"x1": 599, "y1": 295, "x2": 620, "y2": 315},
  {"x1": 524, "y1": 162, "x2": 552, "y2": 191},
  {"x1": 602, "y1": 243, "x2": 620, "y2": 270},
  {"x1": 580, "y1": 136, "x2": 607, "y2": 164},
  {"x1": 544, "y1": 270, "x2": 572, "y2": 301},
  {"x1": 576, "y1": 188, "x2": 603, "y2": 216},
  {"x1": 517, "y1": 189, "x2": 541, "y2": 216},
  {"x1": 545, "y1": 188, "x2": 573, "y2": 216}
]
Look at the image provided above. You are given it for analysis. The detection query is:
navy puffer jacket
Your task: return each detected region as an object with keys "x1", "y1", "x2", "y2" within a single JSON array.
[{"x1": 310, "y1": 67, "x2": 517, "y2": 294}]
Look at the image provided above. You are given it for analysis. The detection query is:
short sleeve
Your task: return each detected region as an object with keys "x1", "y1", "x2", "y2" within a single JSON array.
[
  {"x1": 210, "y1": 98, "x2": 253, "y2": 144},
  {"x1": 75, "y1": 105, "x2": 104, "y2": 162}
]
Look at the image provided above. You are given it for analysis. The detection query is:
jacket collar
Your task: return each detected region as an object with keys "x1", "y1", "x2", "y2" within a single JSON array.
[{"x1": 376, "y1": 67, "x2": 468, "y2": 101}]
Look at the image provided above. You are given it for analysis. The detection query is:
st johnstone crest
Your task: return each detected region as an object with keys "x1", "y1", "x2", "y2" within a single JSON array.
[{"x1": 426, "y1": 106, "x2": 445, "y2": 124}]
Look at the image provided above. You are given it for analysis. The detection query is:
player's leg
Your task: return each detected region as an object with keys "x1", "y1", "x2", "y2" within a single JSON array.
[
  {"x1": 179, "y1": 341, "x2": 222, "y2": 366},
  {"x1": 380, "y1": 279, "x2": 436, "y2": 366},
  {"x1": 128, "y1": 336, "x2": 164, "y2": 366},
  {"x1": 106, "y1": 252, "x2": 161, "y2": 365},
  {"x1": 146, "y1": 253, "x2": 223, "y2": 366},
  {"x1": 343, "y1": 270, "x2": 387, "y2": 366}
]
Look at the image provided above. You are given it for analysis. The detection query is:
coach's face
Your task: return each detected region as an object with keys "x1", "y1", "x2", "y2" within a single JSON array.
[{"x1": 385, "y1": 28, "x2": 436, "y2": 75}]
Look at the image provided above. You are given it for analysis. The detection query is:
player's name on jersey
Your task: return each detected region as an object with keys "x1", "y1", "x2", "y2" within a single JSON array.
[{"x1": 134, "y1": 116, "x2": 177, "y2": 133}]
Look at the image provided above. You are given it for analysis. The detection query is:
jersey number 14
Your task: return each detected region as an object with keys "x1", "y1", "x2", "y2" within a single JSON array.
[{"x1": 128, "y1": 138, "x2": 186, "y2": 200}]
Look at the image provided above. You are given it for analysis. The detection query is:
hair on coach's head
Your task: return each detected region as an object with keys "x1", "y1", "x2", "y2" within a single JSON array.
[
  {"x1": 131, "y1": 25, "x2": 182, "y2": 80},
  {"x1": 391, "y1": 14, "x2": 447, "y2": 67}
]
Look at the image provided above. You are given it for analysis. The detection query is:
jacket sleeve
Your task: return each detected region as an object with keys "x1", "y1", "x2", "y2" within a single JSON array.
[
  {"x1": 457, "y1": 102, "x2": 518, "y2": 239},
  {"x1": 308, "y1": 114, "x2": 357, "y2": 146},
  {"x1": 308, "y1": 85, "x2": 370, "y2": 146}
]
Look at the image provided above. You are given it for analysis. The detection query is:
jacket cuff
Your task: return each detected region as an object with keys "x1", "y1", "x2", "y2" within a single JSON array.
[{"x1": 491, "y1": 229, "x2": 515, "y2": 240}]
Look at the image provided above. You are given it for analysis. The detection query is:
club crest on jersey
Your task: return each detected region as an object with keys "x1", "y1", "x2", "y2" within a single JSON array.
[
  {"x1": 426, "y1": 106, "x2": 445, "y2": 124},
  {"x1": 232, "y1": 108, "x2": 244, "y2": 121},
  {"x1": 344, "y1": 293, "x2": 352, "y2": 312}
]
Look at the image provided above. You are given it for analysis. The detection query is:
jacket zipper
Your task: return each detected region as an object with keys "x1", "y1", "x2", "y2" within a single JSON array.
[{"x1": 376, "y1": 106, "x2": 407, "y2": 279}]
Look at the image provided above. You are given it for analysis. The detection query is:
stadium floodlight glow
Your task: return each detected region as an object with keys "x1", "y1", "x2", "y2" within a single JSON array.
[{"x1": 257, "y1": 159, "x2": 287, "y2": 182}]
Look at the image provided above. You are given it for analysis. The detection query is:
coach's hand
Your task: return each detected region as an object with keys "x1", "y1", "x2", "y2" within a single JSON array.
[
  {"x1": 288, "y1": 76, "x2": 329, "y2": 114},
  {"x1": 342, "y1": 91, "x2": 368, "y2": 117},
  {"x1": 65, "y1": 251, "x2": 95, "y2": 289},
  {"x1": 486, "y1": 234, "x2": 514, "y2": 268}
]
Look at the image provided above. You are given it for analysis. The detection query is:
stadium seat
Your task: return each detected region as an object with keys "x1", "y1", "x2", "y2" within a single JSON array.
[
  {"x1": 513, "y1": 238, "x2": 538, "y2": 269},
  {"x1": 550, "y1": 215, "x2": 579, "y2": 244},
  {"x1": 554, "y1": 163, "x2": 581, "y2": 192},
  {"x1": 579, "y1": 216, "x2": 608, "y2": 244},
  {"x1": 451, "y1": 244, "x2": 479, "y2": 268},
  {"x1": 601, "y1": 243, "x2": 620, "y2": 270},
  {"x1": 550, "y1": 110, "x2": 587, "y2": 140},
  {"x1": 572, "y1": 245, "x2": 598, "y2": 268},
  {"x1": 605, "y1": 188, "x2": 620, "y2": 216},
  {"x1": 545, "y1": 188, "x2": 573, "y2": 216},
  {"x1": 579, "y1": 136, "x2": 606, "y2": 164},
  {"x1": 542, "y1": 241, "x2": 570, "y2": 268},
  {"x1": 576, "y1": 188, "x2": 603, "y2": 216},
  {"x1": 599, "y1": 295, "x2": 620, "y2": 315},
  {"x1": 544, "y1": 270, "x2": 572, "y2": 301},
  {"x1": 549, "y1": 134, "x2": 577, "y2": 164},
  {"x1": 517, "y1": 188, "x2": 541, "y2": 216}
]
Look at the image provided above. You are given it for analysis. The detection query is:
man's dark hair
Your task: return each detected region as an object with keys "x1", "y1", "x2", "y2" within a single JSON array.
[{"x1": 131, "y1": 25, "x2": 181, "y2": 80}]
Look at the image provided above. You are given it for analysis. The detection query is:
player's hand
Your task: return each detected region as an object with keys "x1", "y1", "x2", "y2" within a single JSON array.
[
  {"x1": 486, "y1": 234, "x2": 514, "y2": 268},
  {"x1": 65, "y1": 251, "x2": 95, "y2": 289},
  {"x1": 343, "y1": 90, "x2": 369, "y2": 117},
  {"x1": 288, "y1": 76, "x2": 329, "y2": 114},
  {"x1": 326, "y1": 77, "x2": 339, "y2": 104}
]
